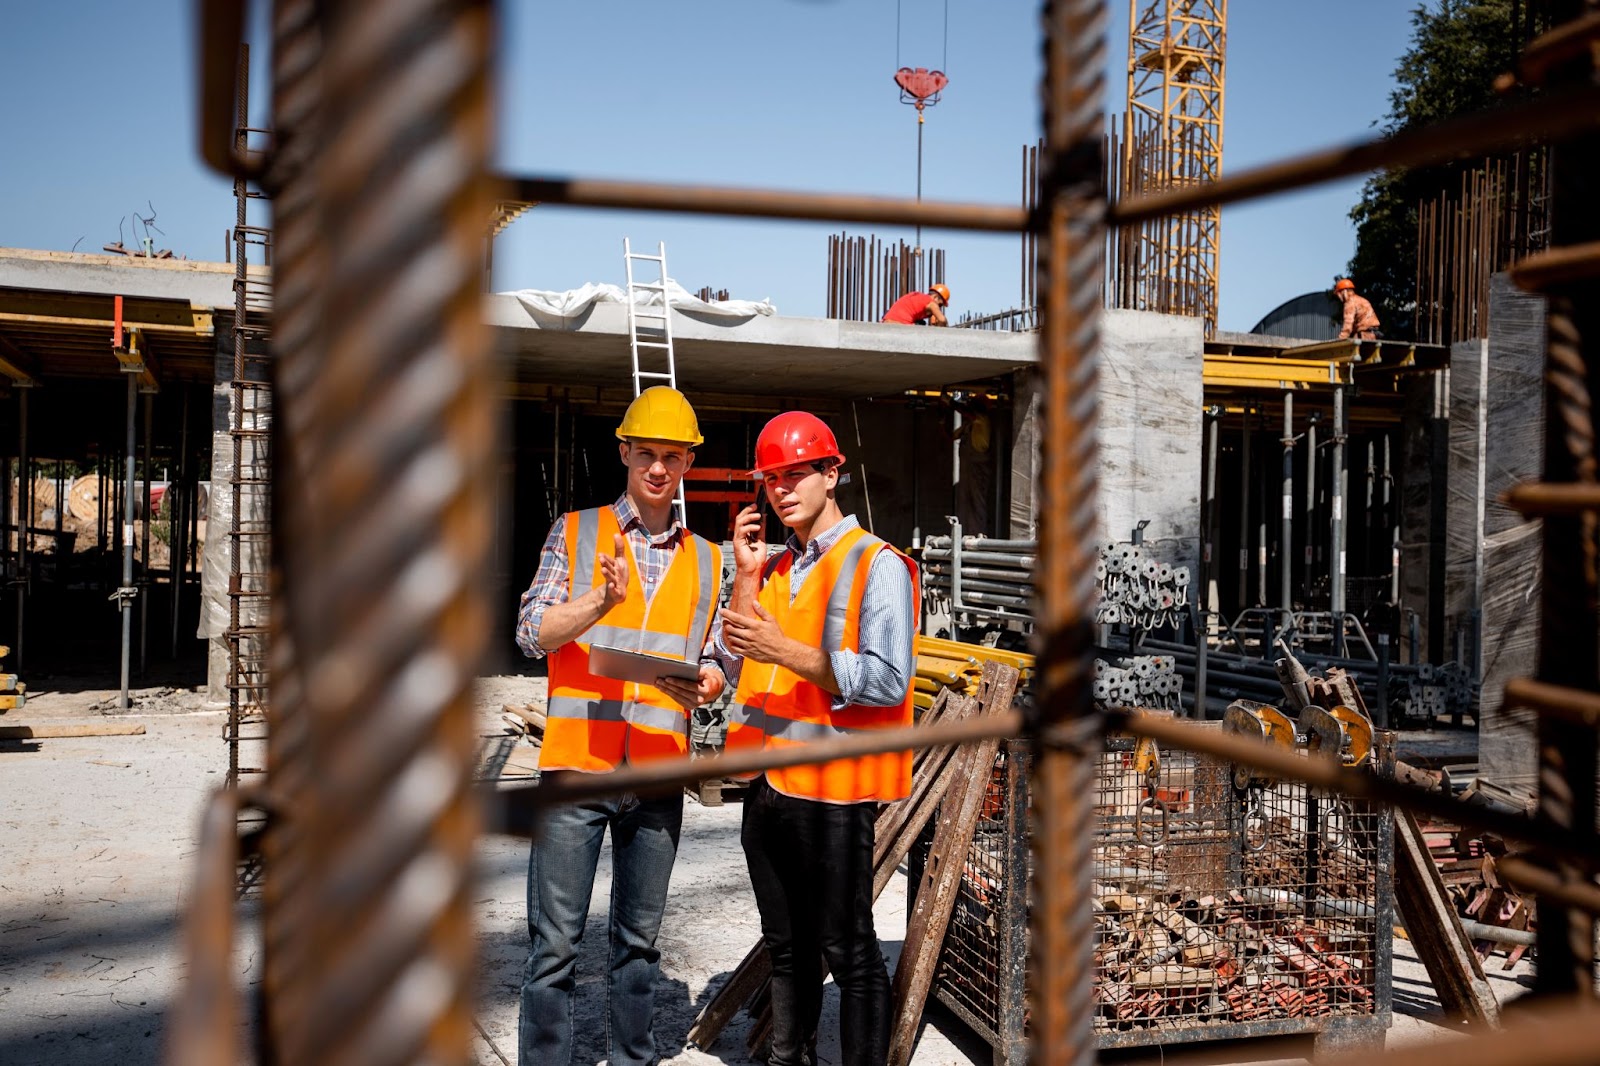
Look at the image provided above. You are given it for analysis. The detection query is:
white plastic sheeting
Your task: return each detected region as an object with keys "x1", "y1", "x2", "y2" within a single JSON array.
[{"x1": 502, "y1": 280, "x2": 775, "y2": 325}]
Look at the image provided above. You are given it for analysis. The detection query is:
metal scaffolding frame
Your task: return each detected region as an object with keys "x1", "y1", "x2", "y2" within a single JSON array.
[
  {"x1": 170, "y1": 1, "x2": 1600, "y2": 1063},
  {"x1": 224, "y1": 43, "x2": 273, "y2": 791},
  {"x1": 1121, "y1": 0, "x2": 1227, "y2": 335}
]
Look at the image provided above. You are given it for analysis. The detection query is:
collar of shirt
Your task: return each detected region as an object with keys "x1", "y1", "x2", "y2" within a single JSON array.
[
  {"x1": 785, "y1": 514, "x2": 860, "y2": 565},
  {"x1": 610, "y1": 494, "x2": 685, "y2": 548}
]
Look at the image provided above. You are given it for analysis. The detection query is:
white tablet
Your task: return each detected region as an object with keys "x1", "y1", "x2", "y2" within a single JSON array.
[{"x1": 588, "y1": 644, "x2": 702, "y2": 686}]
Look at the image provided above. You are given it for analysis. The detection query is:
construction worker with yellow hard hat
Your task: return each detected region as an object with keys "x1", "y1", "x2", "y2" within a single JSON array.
[
  {"x1": 514, "y1": 384, "x2": 724, "y2": 1066},
  {"x1": 882, "y1": 281, "x2": 951, "y2": 326},
  {"x1": 1334, "y1": 278, "x2": 1382, "y2": 340}
]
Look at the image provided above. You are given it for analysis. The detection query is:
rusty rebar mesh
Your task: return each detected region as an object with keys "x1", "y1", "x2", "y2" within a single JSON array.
[{"x1": 932, "y1": 739, "x2": 1386, "y2": 1044}]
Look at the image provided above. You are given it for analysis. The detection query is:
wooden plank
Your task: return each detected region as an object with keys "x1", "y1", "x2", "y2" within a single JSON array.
[
  {"x1": 0, "y1": 721, "x2": 146, "y2": 739},
  {"x1": 1393, "y1": 808, "x2": 1501, "y2": 1027},
  {"x1": 501, "y1": 703, "x2": 547, "y2": 733},
  {"x1": 887, "y1": 734, "x2": 1005, "y2": 1066}
]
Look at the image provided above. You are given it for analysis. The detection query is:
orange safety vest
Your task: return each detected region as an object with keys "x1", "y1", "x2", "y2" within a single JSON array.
[
  {"x1": 542, "y1": 507, "x2": 723, "y2": 773},
  {"x1": 724, "y1": 525, "x2": 917, "y2": 804}
]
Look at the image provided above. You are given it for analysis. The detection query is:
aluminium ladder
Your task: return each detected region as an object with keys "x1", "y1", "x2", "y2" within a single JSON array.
[{"x1": 622, "y1": 239, "x2": 687, "y2": 516}]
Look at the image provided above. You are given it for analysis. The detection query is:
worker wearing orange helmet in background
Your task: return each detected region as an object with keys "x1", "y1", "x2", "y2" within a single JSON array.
[
  {"x1": 514, "y1": 385, "x2": 725, "y2": 1066},
  {"x1": 1334, "y1": 278, "x2": 1382, "y2": 340},
  {"x1": 882, "y1": 281, "x2": 951, "y2": 326},
  {"x1": 711, "y1": 411, "x2": 917, "y2": 1066}
]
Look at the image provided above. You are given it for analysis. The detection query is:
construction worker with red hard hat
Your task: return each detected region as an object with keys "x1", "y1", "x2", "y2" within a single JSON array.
[
  {"x1": 709, "y1": 410, "x2": 918, "y2": 1066},
  {"x1": 514, "y1": 384, "x2": 725, "y2": 1066},
  {"x1": 882, "y1": 281, "x2": 951, "y2": 326},
  {"x1": 1334, "y1": 278, "x2": 1382, "y2": 340}
]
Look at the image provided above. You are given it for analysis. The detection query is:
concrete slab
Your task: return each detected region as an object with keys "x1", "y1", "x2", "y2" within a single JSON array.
[
  {"x1": 0, "y1": 247, "x2": 253, "y2": 307},
  {"x1": 487, "y1": 293, "x2": 1038, "y2": 399}
]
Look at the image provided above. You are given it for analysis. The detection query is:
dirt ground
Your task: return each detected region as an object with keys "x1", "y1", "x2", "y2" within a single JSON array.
[{"x1": 0, "y1": 674, "x2": 1532, "y2": 1066}]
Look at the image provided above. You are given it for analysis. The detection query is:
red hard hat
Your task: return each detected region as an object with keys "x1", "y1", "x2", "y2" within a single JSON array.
[{"x1": 751, "y1": 411, "x2": 844, "y2": 476}]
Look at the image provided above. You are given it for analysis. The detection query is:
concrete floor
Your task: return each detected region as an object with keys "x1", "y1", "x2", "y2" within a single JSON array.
[{"x1": 0, "y1": 675, "x2": 1530, "y2": 1066}]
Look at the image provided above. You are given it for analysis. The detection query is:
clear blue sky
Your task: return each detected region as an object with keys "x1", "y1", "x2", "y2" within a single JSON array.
[{"x1": 1, "y1": 1, "x2": 1425, "y2": 332}]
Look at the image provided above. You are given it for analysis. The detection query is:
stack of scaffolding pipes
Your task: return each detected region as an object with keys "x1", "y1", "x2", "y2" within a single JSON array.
[{"x1": 922, "y1": 537, "x2": 1036, "y2": 612}]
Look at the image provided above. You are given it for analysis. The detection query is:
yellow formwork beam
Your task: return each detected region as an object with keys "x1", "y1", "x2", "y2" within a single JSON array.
[{"x1": 1203, "y1": 354, "x2": 1353, "y2": 391}]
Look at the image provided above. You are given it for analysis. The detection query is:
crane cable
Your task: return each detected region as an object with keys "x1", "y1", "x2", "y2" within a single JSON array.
[{"x1": 895, "y1": 0, "x2": 951, "y2": 75}]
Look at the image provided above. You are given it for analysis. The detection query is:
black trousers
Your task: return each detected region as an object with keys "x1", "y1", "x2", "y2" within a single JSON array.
[{"x1": 741, "y1": 775, "x2": 890, "y2": 1066}]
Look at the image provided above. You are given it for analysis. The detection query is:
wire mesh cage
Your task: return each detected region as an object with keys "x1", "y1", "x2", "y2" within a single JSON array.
[{"x1": 922, "y1": 729, "x2": 1394, "y2": 1062}]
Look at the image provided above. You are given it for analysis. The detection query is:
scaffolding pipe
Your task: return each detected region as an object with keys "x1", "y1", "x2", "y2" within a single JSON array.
[
  {"x1": 1304, "y1": 414, "x2": 1317, "y2": 602},
  {"x1": 14, "y1": 385, "x2": 27, "y2": 672},
  {"x1": 1238, "y1": 407, "x2": 1251, "y2": 608},
  {"x1": 1202, "y1": 407, "x2": 1219, "y2": 614},
  {"x1": 140, "y1": 390, "x2": 152, "y2": 676},
  {"x1": 171, "y1": 386, "x2": 188, "y2": 657},
  {"x1": 119, "y1": 371, "x2": 137, "y2": 709},
  {"x1": 1281, "y1": 392, "x2": 1294, "y2": 623},
  {"x1": 1387, "y1": 432, "x2": 1400, "y2": 606},
  {"x1": 1258, "y1": 413, "x2": 1269, "y2": 609},
  {"x1": 1331, "y1": 385, "x2": 1348, "y2": 657}
]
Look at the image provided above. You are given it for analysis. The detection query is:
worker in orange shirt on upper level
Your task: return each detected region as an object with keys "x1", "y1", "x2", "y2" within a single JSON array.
[
  {"x1": 882, "y1": 282, "x2": 950, "y2": 326},
  {"x1": 1335, "y1": 278, "x2": 1381, "y2": 340}
]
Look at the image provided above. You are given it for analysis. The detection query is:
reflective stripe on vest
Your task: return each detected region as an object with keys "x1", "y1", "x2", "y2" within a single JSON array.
[
  {"x1": 572, "y1": 507, "x2": 599, "y2": 594},
  {"x1": 687, "y1": 535, "x2": 716, "y2": 659},
  {"x1": 584, "y1": 625, "x2": 694, "y2": 659},
  {"x1": 545, "y1": 694, "x2": 690, "y2": 736},
  {"x1": 822, "y1": 533, "x2": 876, "y2": 651}
]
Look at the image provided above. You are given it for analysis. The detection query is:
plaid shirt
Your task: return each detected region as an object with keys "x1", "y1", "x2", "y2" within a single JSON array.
[
  {"x1": 709, "y1": 515, "x2": 915, "y2": 710},
  {"x1": 515, "y1": 496, "x2": 695, "y2": 659}
]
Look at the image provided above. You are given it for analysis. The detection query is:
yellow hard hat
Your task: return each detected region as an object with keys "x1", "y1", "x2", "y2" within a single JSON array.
[{"x1": 616, "y1": 386, "x2": 703, "y2": 445}]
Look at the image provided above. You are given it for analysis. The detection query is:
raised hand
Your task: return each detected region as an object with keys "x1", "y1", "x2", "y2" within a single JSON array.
[
  {"x1": 598, "y1": 532, "x2": 630, "y2": 608},
  {"x1": 719, "y1": 601, "x2": 790, "y2": 666}
]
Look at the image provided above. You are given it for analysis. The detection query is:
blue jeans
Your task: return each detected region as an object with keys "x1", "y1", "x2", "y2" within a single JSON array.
[{"x1": 519, "y1": 787, "x2": 684, "y2": 1066}]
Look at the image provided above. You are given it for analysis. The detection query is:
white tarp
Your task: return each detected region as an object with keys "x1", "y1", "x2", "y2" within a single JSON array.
[{"x1": 503, "y1": 279, "x2": 775, "y2": 323}]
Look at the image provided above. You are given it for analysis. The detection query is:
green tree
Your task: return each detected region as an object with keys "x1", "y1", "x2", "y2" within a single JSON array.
[{"x1": 1347, "y1": 0, "x2": 1527, "y2": 338}]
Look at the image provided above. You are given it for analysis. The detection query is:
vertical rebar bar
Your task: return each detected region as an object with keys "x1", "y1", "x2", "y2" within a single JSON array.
[
  {"x1": 1531, "y1": 9, "x2": 1600, "y2": 984},
  {"x1": 1029, "y1": 1, "x2": 1104, "y2": 1063},
  {"x1": 265, "y1": 2, "x2": 494, "y2": 1062}
]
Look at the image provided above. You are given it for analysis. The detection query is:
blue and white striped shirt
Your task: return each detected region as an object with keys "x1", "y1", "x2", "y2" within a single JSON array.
[{"x1": 711, "y1": 515, "x2": 915, "y2": 710}]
